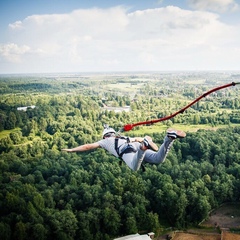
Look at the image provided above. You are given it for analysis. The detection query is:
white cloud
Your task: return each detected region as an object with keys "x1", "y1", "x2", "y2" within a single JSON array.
[
  {"x1": 0, "y1": 5, "x2": 240, "y2": 73},
  {"x1": 0, "y1": 43, "x2": 30, "y2": 62},
  {"x1": 187, "y1": 0, "x2": 239, "y2": 12},
  {"x1": 9, "y1": 21, "x2": 23, "y2": 30}
]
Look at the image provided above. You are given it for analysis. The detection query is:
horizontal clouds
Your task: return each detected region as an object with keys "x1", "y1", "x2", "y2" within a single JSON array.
[
  {"x1": 188, "y1": 0, "x2": 239, "y2": 12},
  {"x1": 0, "y1": 3, "x2": 240, "y2": 73}
]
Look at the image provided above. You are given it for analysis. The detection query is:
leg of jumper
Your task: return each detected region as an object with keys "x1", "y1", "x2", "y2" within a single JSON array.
[
  {"x1": 143, "y1": 136, "x2": 174, "y2": 164},
  {"x1": 122, "y1": 148, "x2": 146, "y2": 171}
]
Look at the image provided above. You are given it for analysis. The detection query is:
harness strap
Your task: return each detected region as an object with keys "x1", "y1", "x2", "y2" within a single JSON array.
[
  {"x1": 115, "y1": 137, "x2": 146, "y2": 172},
  {"x1": 114, "y1": 137, "x2": 125, "y2": 158}
]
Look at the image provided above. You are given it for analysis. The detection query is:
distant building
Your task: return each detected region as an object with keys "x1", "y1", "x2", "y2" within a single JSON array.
[
  {"x1": 114, "y1": 232, "x2": 154, "y2": 240},
  {"x1": 17, "y1": 105, "x2": 36, "y2": 111}
]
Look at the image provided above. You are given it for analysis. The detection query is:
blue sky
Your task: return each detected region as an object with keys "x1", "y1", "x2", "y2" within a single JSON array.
[{"x1": 0, "y1": 0, "x2": 240, "y2": 74}]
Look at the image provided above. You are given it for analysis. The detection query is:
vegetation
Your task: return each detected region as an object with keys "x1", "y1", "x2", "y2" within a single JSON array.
[{"x1": 0, "y1": 72, "x2": 240, "y2": 239}]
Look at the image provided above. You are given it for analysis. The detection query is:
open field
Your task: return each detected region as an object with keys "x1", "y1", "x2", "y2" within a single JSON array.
[
  {"x1": 201, "y1": 203, "x2": 240, "y2": 229},
  {"x1": 0, "y1": 127, "x2": 21, "y2": 140},
  {"x1": 159, "y1": 203, "x2": 240, "y2": 240},
  {"x1": 172, "y1": 232, "x2": 220, "y2": 240},
  {"x1": 170, "y1": 231, "x2": 240, "y2": 240},
  {"x1": 129, "y1": 123, "x2": 240, "y2": 136}
]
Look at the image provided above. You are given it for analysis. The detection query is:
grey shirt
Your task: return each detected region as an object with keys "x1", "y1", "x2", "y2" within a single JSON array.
[{"x1": 98, "y1": 137, "x2": 128, "y2": 157}]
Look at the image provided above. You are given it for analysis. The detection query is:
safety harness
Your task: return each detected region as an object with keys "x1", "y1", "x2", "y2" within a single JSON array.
[{"x1": 114, "y1": 137, "x2": 146, "y2": 172}]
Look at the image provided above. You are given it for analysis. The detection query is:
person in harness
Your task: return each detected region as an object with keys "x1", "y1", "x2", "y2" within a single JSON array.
[{"x1": 62, "y1": 126, "x2": 186, "y2": 171}]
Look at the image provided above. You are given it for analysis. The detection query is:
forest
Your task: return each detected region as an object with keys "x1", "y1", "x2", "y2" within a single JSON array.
[{"x1": 0, "y1": 72, "x2": 240, "y2": 240}]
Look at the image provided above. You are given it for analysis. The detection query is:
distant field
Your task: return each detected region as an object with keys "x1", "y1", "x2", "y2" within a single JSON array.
[
  {"x1": 106, "y1": 83, "x2": 140, "y2": 90},
  {"x1": 1, "y1": 124, "x2": 239, "y2": 140},
  {"x1": 105, "y1": 82, "x2": 145, "y2": 94},
  {"x1": 201, "y1": 202, "x2": 240, "y2": 229},
  {"x1": 164, "y1": 202, "x2": 240, "y2": 240},
  {"x1": 184, "y1": 79, "x2": 206, "y2": 85},
  {"x1": 128, "y1": 123, "x2": 239, "y2": 136},
  {"x1": 0, "y1": 128, "x2": 21, "y2": 140}
]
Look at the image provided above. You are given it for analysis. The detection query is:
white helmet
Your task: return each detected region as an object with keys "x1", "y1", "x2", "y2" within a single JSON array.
[{"x1": 102, "y1": 127, "x2": 116, "y2": 138}]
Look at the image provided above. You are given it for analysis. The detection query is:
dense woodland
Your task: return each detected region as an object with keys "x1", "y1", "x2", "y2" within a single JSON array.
[{"x1": 0, "y1": 72, "x2": 240, "y2": 239}]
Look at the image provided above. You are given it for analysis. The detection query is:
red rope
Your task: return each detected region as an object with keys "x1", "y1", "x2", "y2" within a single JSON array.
[{"x1": 123, "y1": 82, "x2": 239, "y2": 131}]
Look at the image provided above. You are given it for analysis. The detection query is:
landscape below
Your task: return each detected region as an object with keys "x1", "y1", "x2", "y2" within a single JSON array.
[{"x1": 0, "y1": 71, "x2": 240, "y2": 240}]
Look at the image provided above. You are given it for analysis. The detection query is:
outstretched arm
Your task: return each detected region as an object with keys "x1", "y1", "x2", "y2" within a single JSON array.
[{"x1": 62, "y1": 142, "x2": 100, "y2": 153}]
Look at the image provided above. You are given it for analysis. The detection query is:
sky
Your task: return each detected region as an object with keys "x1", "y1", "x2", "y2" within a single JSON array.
[{"x1": 0, "y1": 0, "x2": 240, "y2": 74}]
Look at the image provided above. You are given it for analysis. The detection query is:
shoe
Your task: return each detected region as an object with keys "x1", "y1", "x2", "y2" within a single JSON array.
[
  {"x1": 143, "y1": 136, "x2": 158, "y2": 151},
  {"x1": 167, "y1": 128, "x2": 186, "y2": 139}
]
